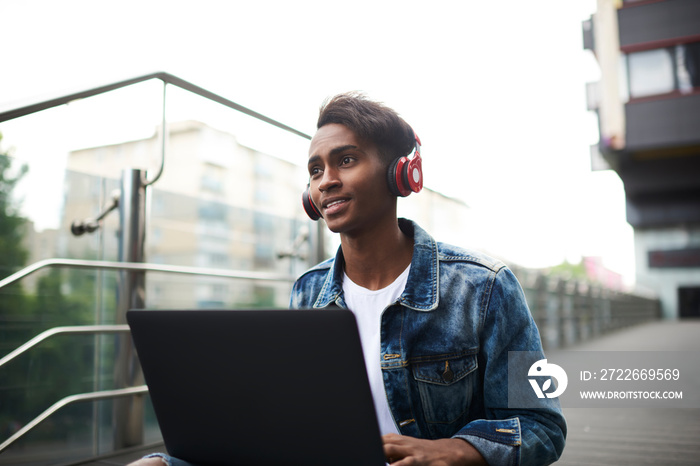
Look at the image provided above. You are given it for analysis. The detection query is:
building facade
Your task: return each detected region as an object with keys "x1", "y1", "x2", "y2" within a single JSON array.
[
  {"x1": 584, "y1": 0, "x2": 700, "y2": 318},
  {"x1": 64, "y1": 120, "x2": 311, "y2": 309}
]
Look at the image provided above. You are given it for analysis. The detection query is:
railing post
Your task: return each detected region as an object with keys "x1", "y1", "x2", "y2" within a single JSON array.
[
  {"x1": 311, "y1": 221, "x2": 326, "y2": 266},
  {"x1": 562, "y1": 281, "x2": 576, "y2": 346},
  {"x1": 600, "y1": 286, "x2": 612, "y2": 333},
  {"x1": 544, "y1": 276, "x2": 561, "y2": 350},
  {"x1": 113, "y1": 169, "x2": 147, "y2": 449},
  {"x1": 529, "y1": 273, "x2": 547, "y2": 348},
  {"x1": 590, "y1": 284, "x2": 603, "y2": 338},
  {"x1": 573, "y1": 282, "x2": 584, "y2": 343},
  {"x1": 555, "y1": 278, "x2": 566, "y2": 349},
  {"x1": 578, "y1": 282, "x2": 592, "y2": 342}
]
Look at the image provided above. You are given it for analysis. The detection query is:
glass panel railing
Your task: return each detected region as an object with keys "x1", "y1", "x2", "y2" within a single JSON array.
[
  {"x1": 0, "y1": 78, "x2": 316, "y2": 464},
  {"x1": 0, "y1": 396, "x2": 160, "y2": 465}
]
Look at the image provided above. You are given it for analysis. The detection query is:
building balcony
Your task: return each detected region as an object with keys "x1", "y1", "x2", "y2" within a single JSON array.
[
  {"x1": 618, "y1": 0, "x2": 700, "y2": 53},
  {"x1": 625, "y1": 91, "x2": 700, "y2": 152}
]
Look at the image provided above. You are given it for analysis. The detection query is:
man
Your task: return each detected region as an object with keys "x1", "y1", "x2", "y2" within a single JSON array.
[
  {"x1": 291, "y1": 93, "x2": 565, "y2": 465},
  {"x1": 133, "y1": 93, "x2": 566, "y2": 465}
]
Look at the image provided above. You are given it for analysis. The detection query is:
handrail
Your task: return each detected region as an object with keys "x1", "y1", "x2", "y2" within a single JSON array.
[
  {"x1": 0, "y1": 71, "x2": 312, "y2": 140},
  {"x1": 0, "y1": 255, "x2": 298, "y2": 456},
  {"x1": 0, "y1": 325, "x2": 130, "y2": 369},
  {"x1": 0, "y1": 71, "x2": 313, "y2": 459},
  {"x1": 0, "y1": 71, "x2": 312, "y2": 458},
  {"x1": 0, "y1": 258, "x2": 297, "y2": 290},
  {"x1": 145, "y1": 81, "x2": 168, "y2": 187},
  {"x1": 0, "y1": 385, "x2": 149, "y2": 454}
]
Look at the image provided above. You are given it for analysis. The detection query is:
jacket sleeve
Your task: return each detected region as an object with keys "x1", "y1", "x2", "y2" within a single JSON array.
[
  {"x1": 289, "y1": 278, "x2": 302, "y2": 309},
  {"x1": 451, "y1": 267, "x2": 567, "y2": 466}
]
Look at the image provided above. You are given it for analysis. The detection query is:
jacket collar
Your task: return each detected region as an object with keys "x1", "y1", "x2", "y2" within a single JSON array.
[{"x1": 313, "y1": 219, "x2": 439, "y2": 312}]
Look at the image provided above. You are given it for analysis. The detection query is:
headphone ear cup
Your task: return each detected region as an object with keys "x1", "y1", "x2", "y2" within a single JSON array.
[
  {"x1": 387, "y1": 157, "x2": 408, "y2": 197},
  {"x1": 406, "y1": 153, "x2": 423, "y2": 194},
  {"x1": 302, "y1": 186, "x2": 322, "y2": 221},
  {"x1": 388, "y1": 130, "x2": 423, "y2": 197}
]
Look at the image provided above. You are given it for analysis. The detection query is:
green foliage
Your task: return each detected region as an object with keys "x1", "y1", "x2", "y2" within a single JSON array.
[
  {"x1": 0, "y1": 133, "x2": 32, "y2": 354},
  {"x1": 547, "y1": 259, "x2": 588, "y2": 281},
  {"x1": 1, "y1": 266, "x2": 119, "y2": 441},
  {"x1": 0, "y1": 133, "x2": 117, "y2": 445},
  {"x1": 0, "y1": 134, "x2": 29, "y2": 276}
]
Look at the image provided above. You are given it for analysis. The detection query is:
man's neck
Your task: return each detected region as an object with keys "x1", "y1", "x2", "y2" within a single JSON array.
[{"x1": 340, "y1": 218, "x2": 413, "y2": 291}]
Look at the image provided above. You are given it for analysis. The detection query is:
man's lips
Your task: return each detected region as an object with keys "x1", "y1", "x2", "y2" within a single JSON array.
[{"x1": 322, "y1": 197, "x2": 350, "y2": 215}]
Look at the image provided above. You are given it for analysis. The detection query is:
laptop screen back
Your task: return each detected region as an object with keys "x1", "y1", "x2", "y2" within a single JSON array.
[{"x1": 127, "y1": 309, "x2": 386, "y2": 466}]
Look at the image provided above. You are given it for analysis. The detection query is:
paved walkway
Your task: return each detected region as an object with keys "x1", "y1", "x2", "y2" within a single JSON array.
[{"x1": 549, "y1": 319, "x2": 700, "y2": 465}]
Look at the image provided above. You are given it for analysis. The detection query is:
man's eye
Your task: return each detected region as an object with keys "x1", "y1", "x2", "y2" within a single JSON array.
[
  {"x1": 310, "y1": 167, "x2": 322, "y2": 177},
  {"x1": 341, "y1": 156, "x2": 354, "y2": 165}
]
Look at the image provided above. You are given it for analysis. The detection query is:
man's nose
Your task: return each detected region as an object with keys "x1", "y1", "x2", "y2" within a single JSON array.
[{"x1": 318, "y1": 167, "x2": 341, "y2": 192}]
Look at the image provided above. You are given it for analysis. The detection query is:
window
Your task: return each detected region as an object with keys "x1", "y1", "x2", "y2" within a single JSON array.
[
  {"x1": 198, "y1": 201, "x2": 227, "y2": 222},
  {"x1": 201, "y1": 163, "x2": 225, "y2": 193},
  {"x1": 625, "y1": 42, "x2": 700, "y2": 99},
  {"x1": 628, "y1": 48, "x2": 675, "y2": 98},
  {"x1": 208, "y1": 252, "x2": 229, "y2": 267}
]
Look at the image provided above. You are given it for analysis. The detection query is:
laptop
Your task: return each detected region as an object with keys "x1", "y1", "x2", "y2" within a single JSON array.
[{"x1": 127, "y1": 308, "x2": 386, "y2": 466}]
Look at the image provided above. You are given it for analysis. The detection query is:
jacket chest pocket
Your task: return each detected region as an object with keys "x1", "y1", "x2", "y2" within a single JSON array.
[{"x1": 411, "y1": 354, "x2": 478, "y2": 425}]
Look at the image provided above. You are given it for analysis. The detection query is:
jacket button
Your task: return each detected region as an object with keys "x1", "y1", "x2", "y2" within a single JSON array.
[{"x1": 442, "y1": 363, "x2": 454, "y2": 383}]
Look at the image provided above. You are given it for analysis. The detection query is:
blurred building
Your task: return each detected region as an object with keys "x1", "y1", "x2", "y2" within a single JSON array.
[
  {"x1": 64, "y1": 120, "x2": 311, "y2": 309},
  {"x1": 584, "y1": 0, "x2": 700, "y2": 318}
]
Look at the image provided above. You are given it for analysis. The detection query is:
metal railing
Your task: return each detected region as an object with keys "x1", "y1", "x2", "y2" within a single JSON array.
[
  {"x1": 0, "y1": 324, "x2": 144, "y2": 454},
  {"x1": 0, "y1": 258, "x2": 297, "y2": 291},
  {"x1": 0, "y1": 71, "x2": 315, "y2": 460},
  {"x1": 0, "y1": 71, "x2": 311, "y2": 140},
  {"x1": 512, "y1": 266, "x2": 661, "y2": 350},
  {"x1": 0, "y1": 260, "x2": 297, "y2": 454},
  {"x1": 0, "y1": 386, "x2": 149, "y2": 454},
  {"x1": 0, "y1": 325, "x2": 130, "y2": 370}
]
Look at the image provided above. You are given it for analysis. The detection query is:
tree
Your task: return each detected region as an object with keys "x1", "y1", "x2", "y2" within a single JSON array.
[
  {"x1": 547, "y1": 259, "x2": 588, "y2": 281},
  {"x1": 0, "y1": 132, "x2": 34, "y2": 439},
  {"x1": 0, "y1": 132, "x2": 29, "y2": 277},
  {"x1": 0, "y1": 133, "x2": 111, "y2": 447},
  {"x1": 0, "y1": 132, "x2": 31, "y2": 352}
]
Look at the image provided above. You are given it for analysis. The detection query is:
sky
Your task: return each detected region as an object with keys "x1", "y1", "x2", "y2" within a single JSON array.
[{"x1": 0, "y1": 0, "x2": 636, "y2": 284}]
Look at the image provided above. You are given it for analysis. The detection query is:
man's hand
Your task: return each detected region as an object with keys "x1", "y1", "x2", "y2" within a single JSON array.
[
  {"x1": 382, "y1": 433, "x2": 487, "y2": 466},
  {"x1": 127, "y1": 458, "x2": 166, "y2": 466}
]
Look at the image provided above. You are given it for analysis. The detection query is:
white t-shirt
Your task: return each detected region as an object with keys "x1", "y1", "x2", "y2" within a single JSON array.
[{"x1": 342, "y1": 265, "x2": 410, "y2": 436}]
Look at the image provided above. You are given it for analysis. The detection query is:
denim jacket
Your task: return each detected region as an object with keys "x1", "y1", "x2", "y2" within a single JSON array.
[{"x1": 290, "y1": 219, "x2": 566, "y2": 466}]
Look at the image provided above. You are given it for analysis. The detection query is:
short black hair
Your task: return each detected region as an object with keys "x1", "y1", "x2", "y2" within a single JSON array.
[{"x1": 317, "y1": 92, "x2": 415, "y2": 166}]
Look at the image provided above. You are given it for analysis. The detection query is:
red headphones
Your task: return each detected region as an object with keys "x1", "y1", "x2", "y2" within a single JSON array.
[
  {"x1": 387, "y1": 132, "x2": 423, "y2": 197},
  {"x1": 302, "y1": 131, "x2": 423, "y2": 221}
]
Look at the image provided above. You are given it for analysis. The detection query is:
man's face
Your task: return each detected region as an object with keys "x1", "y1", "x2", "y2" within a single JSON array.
[{"x1": 307, "y1": 123, "x2": 394, "y2": 236}]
